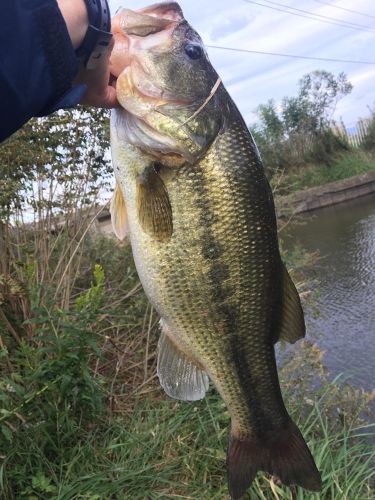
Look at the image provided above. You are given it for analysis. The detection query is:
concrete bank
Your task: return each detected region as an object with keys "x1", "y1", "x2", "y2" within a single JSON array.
[
  {"x1": 94, "y1": 170, "x2": 375, "y2": 235},
  {"x1": 276, "y1": 169, "x2": 375, "y2": 216}
]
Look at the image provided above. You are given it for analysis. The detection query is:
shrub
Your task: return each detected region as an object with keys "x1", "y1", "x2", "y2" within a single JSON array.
[{"x1": 362, "y1": 113, "x2": 375, "y2": 152}]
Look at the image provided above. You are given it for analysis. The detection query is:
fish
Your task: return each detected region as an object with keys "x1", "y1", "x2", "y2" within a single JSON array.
[{"x1": 109, "y1": 2, "x2": 322, "y2": 498}]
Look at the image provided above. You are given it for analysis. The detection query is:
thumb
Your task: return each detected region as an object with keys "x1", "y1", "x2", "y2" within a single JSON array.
[{"x1": 100, "y1": 85, "x2": 119, "y2": 108}]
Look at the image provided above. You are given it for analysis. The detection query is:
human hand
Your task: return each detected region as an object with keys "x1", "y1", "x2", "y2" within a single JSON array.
[
  {"x1": 74, "y1": 37, "x2": 119, "y2": 108},
  {"x1": 57, "y1": 0, "x2": 118, "y2": 108}
]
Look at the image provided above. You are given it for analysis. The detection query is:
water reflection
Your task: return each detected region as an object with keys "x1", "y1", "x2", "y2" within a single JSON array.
[{"x1": 284, "y1": 193, "x2": 375, "y2": 392}]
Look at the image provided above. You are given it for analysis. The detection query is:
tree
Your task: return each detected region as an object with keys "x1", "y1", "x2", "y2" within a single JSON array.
[
  {"x1": 251, "y1": 70, "x2": 353, "y2": 174},
  {"x1": 361, "y1": 104, "x2": 375, "y2": 152},
  {"x1": 281, "y1": 96, "x2": 316, "y2": 136},
  {"x1": 0, "y1": 109, "x2": 112, "y2": 309},
  {"x1": 256, "y1": 99, "x2": 284, "y2": 143},
  {"x1": 298, "y1": 70, "x2": 353, "y2": 130},
  {"x1": 0, "y1": 109, "x2": 111, "y2": 222}
]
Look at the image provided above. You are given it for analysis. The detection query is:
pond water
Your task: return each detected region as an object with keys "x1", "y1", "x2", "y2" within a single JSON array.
[{"x1": 284, "y1": 193, "x2": 375, "y2": 393}]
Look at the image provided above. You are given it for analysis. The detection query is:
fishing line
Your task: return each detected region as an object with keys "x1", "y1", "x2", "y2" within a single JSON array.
[
  {"x1": 206, "y1": 45, "x2": 375, "y2": 66},
  {"x1": 177, "y1": 77, "x2": 222, "y2": 128},
  {"x1": 242, "y1": 0, "x2": 375, "y2": 33},
  {"x1": 309, "y1": 0, "x2": 375, "y2": 21}
]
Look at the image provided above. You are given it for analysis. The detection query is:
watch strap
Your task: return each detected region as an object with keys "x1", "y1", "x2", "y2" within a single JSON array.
[{"x1": 75, "y1": 0, "x2": 112, "y2": 69}]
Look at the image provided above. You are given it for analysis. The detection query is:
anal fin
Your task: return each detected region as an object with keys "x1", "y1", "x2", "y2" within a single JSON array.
[{"x1": 157, "y1": 321, "x2": 209, "y2": 401}]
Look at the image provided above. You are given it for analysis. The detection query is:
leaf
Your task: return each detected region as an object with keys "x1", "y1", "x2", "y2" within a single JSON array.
[
  {"x1": 1, "y1": 424, "x2": 13, "y2": 442},
  {"x1": 31, "y1": 472, "x2": 57, "y2": 493}
]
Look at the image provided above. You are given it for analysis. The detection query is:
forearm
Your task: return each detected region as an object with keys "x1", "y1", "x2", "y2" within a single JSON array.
[
  {"x1": 0, "y1": 0, "x2": 85, "y2": 142},
  {"x1": 0, "y1": 0, "x2": 117, "y2": 142},
  {"x1": 56, "y1": 0, "x2": 89, "y2": 49}
]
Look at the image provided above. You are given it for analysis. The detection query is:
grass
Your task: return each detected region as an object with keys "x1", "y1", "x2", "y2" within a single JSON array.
[
  {"x1": 0, "y1": 237, "x2": 374, "y2": 500},
  {"x1": 283, "y1": 150, "x2": 375, "y2": 192},
  {"x1": 1, "y1": 109, "x2": 373, "y2": 499},
  {"x1": 1, "y1": 386, "x2": 374, "y2": 499},
  {"x1": 0, "y1": 330, "x2": 375, "y2": 500}
]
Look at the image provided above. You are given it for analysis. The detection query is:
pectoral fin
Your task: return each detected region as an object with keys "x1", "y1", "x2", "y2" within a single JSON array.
[
  {"x1": 157, "y1": 321, "x2": 209, "y2": 401},
  {"x1": 136, "y1": 165, "x2": 173, "y2": 241},
  {"x1": 277, "y1": 264, "x2": 306, "y2": 344},
  {"x1": 110, "y1": 183, "x2": 129, "y2": 241}
]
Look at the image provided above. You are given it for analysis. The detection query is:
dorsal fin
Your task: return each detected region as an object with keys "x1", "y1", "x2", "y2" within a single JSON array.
[
  {"x1": 277, "y1": 264, "x2": 306, "y2": 344},
  {"x1": 157, "y1": 321, "x2": 209, "y2": 401}
]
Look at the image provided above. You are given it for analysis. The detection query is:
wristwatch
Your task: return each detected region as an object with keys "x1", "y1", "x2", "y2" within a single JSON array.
[{"x1": 75, "y1": 0, "x2": 112, "y2": 69}]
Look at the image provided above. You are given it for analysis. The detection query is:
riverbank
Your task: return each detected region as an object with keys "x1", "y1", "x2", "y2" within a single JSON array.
[
  {"x1": 95, "y1": 169, "x2": 375, "y2": 236},
  {"x1": 281, "y1": 150, "x2": 375, "y2": 192},
  {"x1": 277, "y1": 169, "x2": 375, "y2": 216}
]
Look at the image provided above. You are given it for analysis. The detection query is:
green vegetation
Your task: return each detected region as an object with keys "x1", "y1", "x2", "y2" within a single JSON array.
[
  {"x1": 251, "y1": 70, "x2": 375, "y2": 192},
  {"x1": 362, "y1": 107, "x2": 375, "y2": 153},
  {"x1": 1, "y1": 111, "x2": 374, "y2": 499},
  {"x1": 2, "y1": 378, "x2": 375, "y2": 499},
  {"x1": 1, "y1": 257, "x2": 374, "y2": 500},
  {"x1": 1, "y1": 235, "x2": 374, "y2": 499},
  {"x1": 280, "y1": 150, "x2": 375, "y2": 193},
  {"x1": 250, "y1": 70, "x2": 353, "y2": 178}
]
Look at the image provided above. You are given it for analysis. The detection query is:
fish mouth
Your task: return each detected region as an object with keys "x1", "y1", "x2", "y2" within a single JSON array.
[
  {"x1": 110, "y1": 3, "x2": 205, "y2": 166},
  {"x1": 110, "y1": 3, "x2": 192, "y2": 109},
  {"x1": 110, "y1": 3, "x2": 184, "y2": 78},
  {"x1": 137, "y1": 2, "x2": 184, "y2": 22}
]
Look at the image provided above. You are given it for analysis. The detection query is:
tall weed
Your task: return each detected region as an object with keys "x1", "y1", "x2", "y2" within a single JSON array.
[
  {"x1": 0, "y1": 110, "x2": 373, "y2": 499},
  {"x1": 282, "y1": 150, "x2": 375, "y2": 192}
]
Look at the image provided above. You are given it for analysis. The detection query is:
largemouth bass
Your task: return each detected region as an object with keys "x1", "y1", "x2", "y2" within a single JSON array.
[{"x1": 109, "y1": 3, "x2": 322, "y2": 498}]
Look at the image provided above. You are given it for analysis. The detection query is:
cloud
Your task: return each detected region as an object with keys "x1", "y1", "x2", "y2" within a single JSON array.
[
  {"x1": 108, "y1": 0, "x2": 375, "y2": 125},
  {"x1": 350, "y1": 68, "x2": 375, "y2": 87},
  {"x1": 210, "y1": 16, "x2": 253, "y2": 41}
]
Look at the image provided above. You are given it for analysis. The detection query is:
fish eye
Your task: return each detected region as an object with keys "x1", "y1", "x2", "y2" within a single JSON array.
[{"x1": 184, "y1": 43, "x2": 203, "y2": 60}]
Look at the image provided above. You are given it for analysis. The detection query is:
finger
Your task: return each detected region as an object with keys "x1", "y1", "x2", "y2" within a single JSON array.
[
  {"x1": 80, "y1": 82, "x2": 119, "y2": 108},
  {"x1": 101, "y1": 85, "x2": 119, "y2": 108},
  {"x1": 107, "y1": 36, "x2": 115, "y2": 57}
]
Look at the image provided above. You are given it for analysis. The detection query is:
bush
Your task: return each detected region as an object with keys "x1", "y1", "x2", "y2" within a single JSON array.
[
  {"x1": 0, "y1": 235, "x2": 155, "y2": 499},
  {"x1": 1, "y1": 320, "x2": 374, "y2": 498},
  {"x1": 308, "y1": 128, "x2": 350, "y2": 165},
  {"x1": 362, "y1": 114, "x2": 375, "y2": 152},
  {"x1": 281, "y1": 150, "x2": 375, "y2": 192}
]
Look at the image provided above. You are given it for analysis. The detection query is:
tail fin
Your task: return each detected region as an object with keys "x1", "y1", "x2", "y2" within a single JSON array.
[{"x1": 227, "y1": 420, "x2": 322, "y2": 499}]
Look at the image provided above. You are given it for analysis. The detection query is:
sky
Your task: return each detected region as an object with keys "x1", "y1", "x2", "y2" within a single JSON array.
[{"x1": 108, "y1": 0, "x2": 375, "y2": 130}]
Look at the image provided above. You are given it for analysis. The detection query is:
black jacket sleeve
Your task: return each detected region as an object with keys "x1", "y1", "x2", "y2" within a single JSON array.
[{"x1": 0, "y1": 0, "x2": 86, "y2": 142}]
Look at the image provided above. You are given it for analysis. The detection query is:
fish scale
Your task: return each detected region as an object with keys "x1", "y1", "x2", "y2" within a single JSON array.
[
  {"x1": 117, "y1": 111, "x2": 288, "y2": 435},
  {"x1": 110, "y1": 3, "x2": 321, "y2": 497}
]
